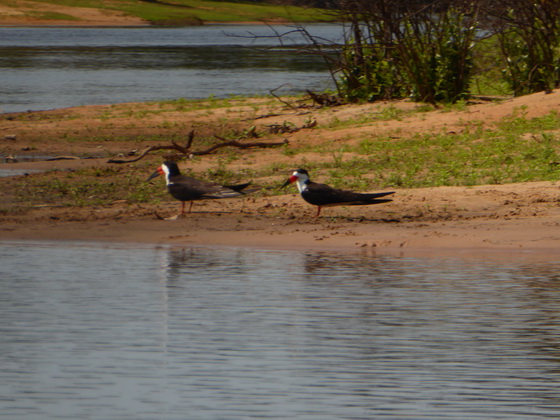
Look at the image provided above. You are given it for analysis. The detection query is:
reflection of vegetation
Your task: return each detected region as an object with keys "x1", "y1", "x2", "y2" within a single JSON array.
[{"x1": 4, "y1": 0, "x2": 334, "y2": 25}]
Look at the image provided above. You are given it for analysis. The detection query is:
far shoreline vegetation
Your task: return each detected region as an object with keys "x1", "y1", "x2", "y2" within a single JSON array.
[{"x1": 0, "y1": 0, "x2": 337, "y2": 26}]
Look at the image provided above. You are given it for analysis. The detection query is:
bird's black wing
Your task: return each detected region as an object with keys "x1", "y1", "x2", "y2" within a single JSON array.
[
  {"x1": 223, "y1": 182, "x2": 252, "y2": 193},
  {"x1": 168, "y1": 176, "x2": 240, "y2": 200},
  {"x1": 302, "y1": 182, "x2": 394, "y2": 207}
]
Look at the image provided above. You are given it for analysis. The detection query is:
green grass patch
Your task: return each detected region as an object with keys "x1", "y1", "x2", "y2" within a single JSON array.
[
  {"x1": 314, "y1": 111, "x2": 560, "y2": 189},
  {"x1": 323, "y1": 104, "x2": 435, "y2": 131},
  {"x1": 15, "y1": 164, "x2": 165, "y2": 207},
  {"x1": 269, "y1": 109, "x2": 560, "y2": 190}
]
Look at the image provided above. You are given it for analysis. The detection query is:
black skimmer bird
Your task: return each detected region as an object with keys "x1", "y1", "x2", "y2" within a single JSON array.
[
  {"x1": 282, "y1": 168, "x2": 395, "y2": 217},
  {"x1": 147, "y1": 161, "x2": 252, "y2": 214}
]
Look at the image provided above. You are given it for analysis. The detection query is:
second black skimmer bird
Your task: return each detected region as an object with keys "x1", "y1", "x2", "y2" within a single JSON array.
[
  {"x1": 282, "y1": 168, "x2": 395, "y2": 217},
  {"x1": 147, "y1": 161, "x2": 252, "y2": 214}
]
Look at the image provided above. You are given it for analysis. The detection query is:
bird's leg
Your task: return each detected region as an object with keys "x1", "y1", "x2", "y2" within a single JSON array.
[
  {"x1": 315, "y1": 206, "x2": 322, "y2": 217},
  {"x1": 180, "y1": 201, "x2": 186, "y2": 214},
  {"x1": 188, "y1": 201, "x2": 194, "y2": 213}
]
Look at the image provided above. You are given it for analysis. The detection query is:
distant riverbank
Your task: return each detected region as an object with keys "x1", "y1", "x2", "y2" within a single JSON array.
[{"x1": 0, "y1": 0, "x2": 332, "y2": 27}]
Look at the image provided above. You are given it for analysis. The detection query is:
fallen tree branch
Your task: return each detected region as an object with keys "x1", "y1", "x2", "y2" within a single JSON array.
[
  {"x1": 45, "y1": 156, "x2": 82, "y2": 161},
  {"x1": 184, "y1": 129, "x2": 195, "y2": 149},
  {"x1": 107, "y1": 130, "x2": 288, "y2": 164},
  {"x1": 270, "y1": 84, "x2": 298, "y2": 109},
  {"x1": 306, "y1": 90, "x2": 343, "y2": 107},
  {"x1": 107, "y1": 144, "x2": 184, "y2": 164},
  {"x1": 194, "y1": 137, "x2": 288, "y2": 156}
]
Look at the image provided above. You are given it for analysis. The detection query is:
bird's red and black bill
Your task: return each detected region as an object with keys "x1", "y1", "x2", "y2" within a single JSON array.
[{"x1": 147, "y1": 167, "x2": 164, "y2": 182}]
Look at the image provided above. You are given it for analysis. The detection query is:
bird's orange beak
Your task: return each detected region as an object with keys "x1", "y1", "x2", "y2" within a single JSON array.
[
  {"x1": 281, "y1": 175, "x2": 298, "y2": 188},
  {"x1": 146, "y1": 167, "x2": 163, "y2": 182}
]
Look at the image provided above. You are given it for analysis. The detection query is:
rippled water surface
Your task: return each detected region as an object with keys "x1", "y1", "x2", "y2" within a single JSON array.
[
  {"x1": 2, "y1": 241, "x2": 560, "y2": 419},
  {"x1": 0, "y1": 25, "x2": 341, "y2": 113}
]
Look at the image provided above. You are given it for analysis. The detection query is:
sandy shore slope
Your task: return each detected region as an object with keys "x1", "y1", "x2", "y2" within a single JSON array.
[
  {"x1": 0, "y1": 0, "x2": 147, "y2": 26},
  {"x1": 2, "y1": 177, "x2": 559, "y2": 257},
  {"x1": 2, "y1": 88, "x2": 560, "y2": 257}
]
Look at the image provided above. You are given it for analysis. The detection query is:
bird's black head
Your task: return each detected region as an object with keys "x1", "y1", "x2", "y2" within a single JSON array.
[
  {"x1": 282, "y1": 168, "x2": 310, "y2": 188},
  {"x1": 147, "y1": 161, "x2": 182, "y2": 182},
  {"x1": 162, "y1": 161, "x2": 181, "y2": 176}
]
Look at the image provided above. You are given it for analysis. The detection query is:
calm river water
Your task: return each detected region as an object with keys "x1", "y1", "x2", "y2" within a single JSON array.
[
  {"x1": 0, "y1": 25, "x2": 341, "y2": 113},
  {"x1": 2, "y1": 240, "x2": 560, "y2": 419}
]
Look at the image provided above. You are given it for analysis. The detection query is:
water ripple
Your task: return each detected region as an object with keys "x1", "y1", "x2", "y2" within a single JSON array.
[{"x1": 1, "y1": 241, "x2": 560, "y2": 419}]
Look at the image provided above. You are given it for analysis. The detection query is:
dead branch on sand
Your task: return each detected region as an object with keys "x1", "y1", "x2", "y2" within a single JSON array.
[{"x1": 107, "y1": 129, "x2": 288, "y2": 164}]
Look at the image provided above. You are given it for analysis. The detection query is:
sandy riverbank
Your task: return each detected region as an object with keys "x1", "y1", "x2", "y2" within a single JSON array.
[
  {"x1": 2, "y1": 89, "x2": 560, "y2": 257},
  {"x1": 2, "y1": 181, "x2": 560, "y2": 258}
]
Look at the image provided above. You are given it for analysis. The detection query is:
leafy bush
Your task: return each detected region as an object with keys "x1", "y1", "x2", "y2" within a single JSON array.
[
  {"x1": 330, "y1": 1, "x2": 480, "y2": 104},
  {"x1": 308, "y1": 0, "x2": 560, "y2": 103}
]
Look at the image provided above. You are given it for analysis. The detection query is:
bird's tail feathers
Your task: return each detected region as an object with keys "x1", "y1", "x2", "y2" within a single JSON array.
[
  {"x1": 224, "y1": 182, "x2": 259, "y2": 195},
  {"x1": 364, "y1": 198, "x2": 393, "y2": 205},
  {"x1": 224, "y1": 181, "x2": 252, "y2": 192},
  {"x1": 365, "y1": 191, "x2": 395, "y2": 199}
]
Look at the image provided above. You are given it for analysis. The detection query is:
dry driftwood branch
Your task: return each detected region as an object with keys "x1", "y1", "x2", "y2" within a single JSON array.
[
  {"x1": 270, "y1": 84, "x2": 298, "y2": 109},
  {"x1": 196, "y1": 137, "x2": 288, "y2": 156},
  {"x1": 107, "y1": 130, "x2": 288, "y2": 164},
  {"x1": 306, "y1": 90, "x2": 342, "y2": 107},
  {"x1": 45, "y1": 156, "x2": 82, "y2": 161},
  {"x1": 107, "y1": 144, "x2": 183, "y2": 164},
  {"x1": 184, "y1": 129, "x2": 195, "y2": 149}
]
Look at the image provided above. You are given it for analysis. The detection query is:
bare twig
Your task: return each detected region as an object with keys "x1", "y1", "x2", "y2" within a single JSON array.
[
  {"x1": 194, "y1": 137, "x2": 288, "y2": 156},
  {"x1": 270, "y1": 84, "x2": 298, "y2": 109},
  {"x1": 184, "y1": 129, "x2": 195, "y2": 149},
  {"x1": 306, "y1": 90, "x2": 342, "y2": 107},
  {"x1": 107, "y1": 131, "x2": 288, "y2": 164},
  {"x1": 107, "y1": 145, "x2": 183, "y2": 164},
  {"x1": 45, "y1": 156, "x2": 82, "y2": 161}
]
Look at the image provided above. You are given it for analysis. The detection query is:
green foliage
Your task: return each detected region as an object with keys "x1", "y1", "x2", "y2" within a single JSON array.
[
  {"x1": 328, "y1": 1, "x2": 560, "y2": 103},
  {"x1": 337, "y1": 5, "x2": 477, "y2": 105},
  {"x1": 499, "y1": 28, "x2": 560, "y2": 96},
  {"x1": 496, "y1": 3, "x2": 560, "y2": 96},
  {"x1": 470, "y1": 35, "x2": 511, "y2": 97},
  {"x1": 339, "y1": 42, "x2": 407, "y2": 102}
]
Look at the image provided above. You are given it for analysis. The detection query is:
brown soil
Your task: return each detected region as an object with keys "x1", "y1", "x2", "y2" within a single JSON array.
[
  {"x1": 2, "y1": 89, "x2": 560, "y2": 257},
  {"x1": 0, "y1": 0, "x2": 147, "y2": 26}
]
